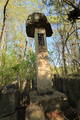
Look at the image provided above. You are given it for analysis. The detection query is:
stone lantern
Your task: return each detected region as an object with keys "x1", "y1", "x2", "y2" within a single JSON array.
[{"x1": 26, "y1": 12, "x2": 53, "y2": 92}]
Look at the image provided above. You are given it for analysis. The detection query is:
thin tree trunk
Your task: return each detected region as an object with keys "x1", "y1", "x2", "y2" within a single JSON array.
[
  {"x1": 62, "y1": 45, "x2": 67, "y2": 75},
  {"x1": 0, "y1": 0, "x2": 9, "y2": 43}
]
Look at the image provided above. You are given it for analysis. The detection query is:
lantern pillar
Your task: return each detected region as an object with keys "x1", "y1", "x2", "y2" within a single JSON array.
[{"x1": 35, "y1": 28, "x2": 52, "y2": 92}]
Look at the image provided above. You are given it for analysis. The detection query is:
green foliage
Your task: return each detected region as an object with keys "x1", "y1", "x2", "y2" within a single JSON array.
[
  {"x1": 0, "y1": 50, "x2": 36, "y2": 87},
  {"x1": 0, "y1": 66, "x2": 16, "y2": 86}
]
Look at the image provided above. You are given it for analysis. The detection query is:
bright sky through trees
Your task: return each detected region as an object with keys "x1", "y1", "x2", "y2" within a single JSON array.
[{"x1": 0, "y1": 0, "x2": 80, "y2": 73}]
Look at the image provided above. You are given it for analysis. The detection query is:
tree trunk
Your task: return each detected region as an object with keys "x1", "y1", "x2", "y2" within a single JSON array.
[
  {"x1": 0, "y1": 0, "x2": 9, "y2": 43},
  {"x1": 62, "y1": 45, "x2": 67, "y2": 75}
]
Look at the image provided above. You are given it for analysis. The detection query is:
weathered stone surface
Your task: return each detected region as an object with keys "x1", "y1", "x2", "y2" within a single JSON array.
[
  {"x1": 34, "y1": 28, "x2": 53, "y2": 92},
  {"x1": 30, "y1": 90, "x2": 68, "y2": 110},
  {"x1": 26, "y1": 12, "x2": 53, "y2": 37},
  {"x1": 37, "y1": 51, "x2": 53, "y2": 92},
  {"x1": 29, "y1": 90, "x2": 79, "y2": 120},
  {"x1": 25, "y1": 104, "x2": 45, "y2": 120}
]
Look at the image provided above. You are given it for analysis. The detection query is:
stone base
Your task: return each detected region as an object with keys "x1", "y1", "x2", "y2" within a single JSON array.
[
  {"x1": 26, "y1": 90, "x2": 79, "y2": 120},
  {"x1": 29, "y1": 89, "x2": 68, "y2": 111}
]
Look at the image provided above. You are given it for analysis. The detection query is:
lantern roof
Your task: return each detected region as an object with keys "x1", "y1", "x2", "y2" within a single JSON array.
[{"x1": 26, "y1": 12, "x2": 53, "y2": 38}]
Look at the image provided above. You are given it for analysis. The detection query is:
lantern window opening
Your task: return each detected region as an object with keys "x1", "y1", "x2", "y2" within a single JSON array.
[{"x1": 38, "y1": 33, "x2": 45, "y2": 46}]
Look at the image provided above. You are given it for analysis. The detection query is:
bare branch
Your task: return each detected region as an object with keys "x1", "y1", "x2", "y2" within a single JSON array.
[
  {"x1": 65, "y1": 27, "x2": 80, "y2": 45},
  {"x1": 63, "y1": 0, "x2": 77, "y2": 8}
]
